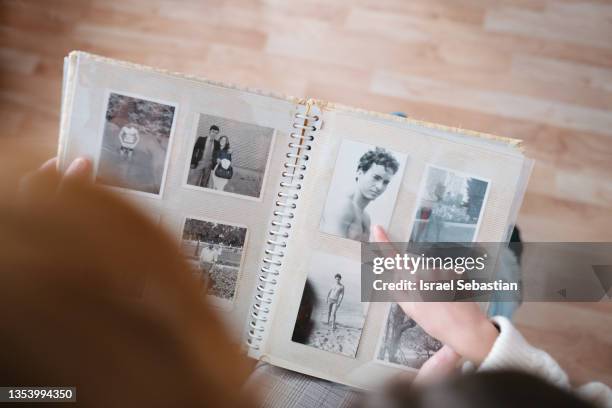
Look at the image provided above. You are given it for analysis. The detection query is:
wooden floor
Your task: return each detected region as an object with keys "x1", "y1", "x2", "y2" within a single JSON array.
[{"x1": 1, "y1": 0, "x2": 610, "y2": 386}]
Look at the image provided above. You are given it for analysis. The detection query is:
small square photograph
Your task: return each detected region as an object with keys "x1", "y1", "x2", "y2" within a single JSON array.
[
  {"x1": 292, "y1": 252, "x2": 368, "y2": 358},
  {"x1": 410, "y1": 166, "x2": 490, "y2": 243},
  {"x1": 185, "y1": 113, "x2": 275, "y2": 200},
  {"x1": 375, "y1": 303, "x2": 442, "y2": 369},
  {"x1": 180, "y1": 217, "x2": 248, "y2": 304},
  {"x1": 96, "y1": 92, "x2": 176, "y2": 196},
  {"x1": 320, "y1": 140, "x2": 407, "y2": 242}
]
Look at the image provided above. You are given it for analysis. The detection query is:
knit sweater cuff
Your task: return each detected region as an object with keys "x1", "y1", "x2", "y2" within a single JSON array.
[{"x1": 477, "y1": 316, "x2": 570, "y2": 389}]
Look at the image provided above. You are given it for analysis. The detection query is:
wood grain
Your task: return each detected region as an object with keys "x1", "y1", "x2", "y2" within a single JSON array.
[{"x1": 0, "y1": 0, "x2": 610, "y2": 387}]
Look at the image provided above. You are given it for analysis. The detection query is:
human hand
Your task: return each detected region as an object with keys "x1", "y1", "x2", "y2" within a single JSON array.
[
  {"x1": 17, "y1": 157, "x2": 92, "y2": 203},
  {"x1": 372, "y1": 225, "x2": 499, "y2": 367}
]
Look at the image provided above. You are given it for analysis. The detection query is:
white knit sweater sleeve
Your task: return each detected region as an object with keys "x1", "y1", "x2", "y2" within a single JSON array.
[{"x1": 477, "y1": 316, "x2": 612, "y2": 408}]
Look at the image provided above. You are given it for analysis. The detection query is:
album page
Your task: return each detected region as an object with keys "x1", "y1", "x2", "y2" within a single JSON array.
[
  {"x1": 255, "y1": 104, "x2": 530, "y2": 389},
  {"x1": 57, "y1": 52, "x2": 302, "y2": 339}
]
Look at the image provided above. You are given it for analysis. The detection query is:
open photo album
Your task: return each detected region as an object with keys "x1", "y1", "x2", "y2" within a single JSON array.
[{"x1": 58, "y1": 51, "x2": 532, "y2": 389}]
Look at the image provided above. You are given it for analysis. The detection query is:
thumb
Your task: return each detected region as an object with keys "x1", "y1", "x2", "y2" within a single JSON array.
[{"x1": 413, "y1": 345, "x2": 461, "y2": 386}]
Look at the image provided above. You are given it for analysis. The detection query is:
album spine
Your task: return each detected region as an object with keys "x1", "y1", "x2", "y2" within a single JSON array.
[{"x1": 246, "y1": 102, "x2": 322, "y2": 352}]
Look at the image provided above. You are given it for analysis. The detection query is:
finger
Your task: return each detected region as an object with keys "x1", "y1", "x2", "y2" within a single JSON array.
[
  {"x1": 64, "y1": 157, "x2": 93, "y2": 181},
  {"x1": 39, "y1": 157, "x2": 58, "y2": 172},
  {"x1": 371, "y1": 224, "x2": 400, "y2": 260},
  {"x1": 58, "y1": 158, "x2": 93, "y2": 195},
  {"x1": 413, "y1": 344, "x2": 461, "y2": 386},
  {"x1": 17, "y1": 160, "x2": 62, "y2": 206},
  {"x1": 372, "y1": 224, "x2": 390, "y2": 242},
  {"x1": 372, "y1": 225, "x2": 425, "y2": 303}
]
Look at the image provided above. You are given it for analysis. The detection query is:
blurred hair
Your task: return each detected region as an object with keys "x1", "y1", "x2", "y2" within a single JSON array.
[
  {"x1": 0, "y1": 147, "x2": 253, "y2": 407},
  {"x1": 370, "y1": 370, "x2": 595, "y2": 408}
]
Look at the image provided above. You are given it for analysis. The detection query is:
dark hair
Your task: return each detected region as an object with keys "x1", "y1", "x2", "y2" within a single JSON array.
[
  {"x1": 370, "y1": 370, "x2": 596, "y2": 408},
  {"x1": 218, "y1": 135, "x2": 230, "y2": 151},
  {"x1": 209, "y1": 125, "x2": 220, "y2": 132},
  {"x1": 357, "y1": 148, "x2": 399, "y2": 176},
  {"x1": 334, "y1": 273, "x2": 342, "y2": 279}
]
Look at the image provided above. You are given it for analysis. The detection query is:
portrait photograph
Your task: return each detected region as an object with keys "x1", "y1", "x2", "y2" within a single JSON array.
[
  {"x1": 319, "y1": 140, "x2": 407, "y2": 242},
  {"x1": 375, "y1": 303, "x2": 442, "y2": 370},
  {"x1": 180, "y1": 217, "x2": 248, "y2": 305},
  {"x1": 185, "y1": 113, "x2": 275, "y2": 200},
  {"x1": 292, "y1": 252, "x2": 368, "y2": 358},
  {"x1": 409, "y1": 165, "x2": 490, "y2": 243},
  {"x1": 96, "y1": 92, "x2": 176, "y2": 196}
]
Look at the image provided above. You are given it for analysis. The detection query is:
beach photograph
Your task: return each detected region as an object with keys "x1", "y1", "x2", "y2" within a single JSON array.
[{"x1": 292, "y1": 252, "x2": 367, "y2": 358}]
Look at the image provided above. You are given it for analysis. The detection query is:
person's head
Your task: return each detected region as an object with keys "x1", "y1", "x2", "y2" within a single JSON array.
[
  {"x1": 373, "y1": 370, "x2": 596, "y2": 408},
  {"x1": 355, "y1": 148, "x2": 399, "y2": 201},
  {"x1": 209, "y1": 125, "x2": 220, "y2": 137},
  {"x1": 218, "y1": 135, "x2": 230, "y2": 150},
  {"x1": 334, "y1": 273, "x2": 342, "y2": 283}
]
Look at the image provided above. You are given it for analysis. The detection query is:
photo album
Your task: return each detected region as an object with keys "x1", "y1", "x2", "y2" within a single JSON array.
[{"x1": 58, "y1": 51, "x2": 532, "y2": 389}]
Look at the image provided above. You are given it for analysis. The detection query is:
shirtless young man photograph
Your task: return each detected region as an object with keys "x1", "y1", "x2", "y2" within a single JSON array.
[
  {"x1": 320, "y1": 146, "x2": 401, "y2": 242},
  {"x1": 326, "y1": 273, "x2": 345, "y2": 330}
]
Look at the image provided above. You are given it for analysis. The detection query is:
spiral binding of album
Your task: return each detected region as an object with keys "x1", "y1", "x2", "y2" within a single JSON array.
[{"x1": 246, "y1": 102, "x2": 322, "y2": 351}]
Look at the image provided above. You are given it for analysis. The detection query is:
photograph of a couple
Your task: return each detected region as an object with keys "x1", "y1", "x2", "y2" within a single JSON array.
[
  {"x1": 186, "y1": 113, "x2": 275, "y2": 200},
  {"x1": 292, "y1": 252, "x2": 367, "y2": 358}
]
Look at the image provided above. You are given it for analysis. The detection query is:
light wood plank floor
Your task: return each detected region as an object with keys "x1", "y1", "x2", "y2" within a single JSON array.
[{"x1": 1, "y1": 0, "x2": 610, "y2": 386}]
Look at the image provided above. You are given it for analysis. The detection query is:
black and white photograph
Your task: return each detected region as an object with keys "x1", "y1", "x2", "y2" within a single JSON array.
[
  {"x1": 185, "y1": 113, "x2": 275, "y2": 200},
  {"x1": 375, "y1": 303, "x2": 442, "y2": 369},
  {"x1": 96, "y1": 92, "x2": 176, "y2": 196},
  {"x1": 180, "y1": 217, "x2": 248, "y2": 304},
  {"x1": 410, "y1": 165, "x2": 490, "y2": 243},
  {"x1": 292, "y1": 252, "x2": 368, "y2": 358},
  {"x1": 320, "y1": 140, "x2": 407, "y2": 242}
]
